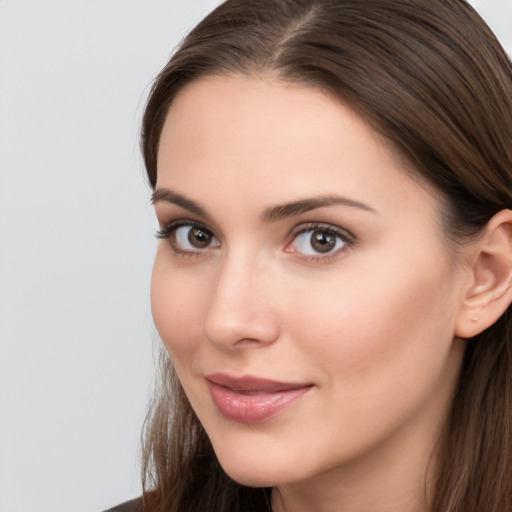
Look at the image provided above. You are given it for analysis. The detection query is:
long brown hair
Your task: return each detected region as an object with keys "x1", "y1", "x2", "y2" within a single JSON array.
[{"x1": 140, "y1": 1, "x2": 512, "y2": 511}]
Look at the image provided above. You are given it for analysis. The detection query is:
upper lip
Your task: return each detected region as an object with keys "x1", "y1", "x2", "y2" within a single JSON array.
[{"x1": 205, "y1": 372, "x2": 313, "y2": 392}]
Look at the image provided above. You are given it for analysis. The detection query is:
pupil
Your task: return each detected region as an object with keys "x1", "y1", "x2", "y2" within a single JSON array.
[
  {"x1": 189, "y1": 228, "x2": 211, "y2": 248},
  {"x1": 311, "y1": 231, "x2": 335, "y2": 253}
]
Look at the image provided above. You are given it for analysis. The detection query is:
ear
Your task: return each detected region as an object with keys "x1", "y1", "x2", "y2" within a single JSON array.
[{"x1": 456, "y1": 209, "x2": 512, "y2": 338}]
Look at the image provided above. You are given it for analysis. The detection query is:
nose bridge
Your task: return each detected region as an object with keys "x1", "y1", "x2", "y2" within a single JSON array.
[{"x1": 203, "y1": 247, "x2": 279, "y2": 349}]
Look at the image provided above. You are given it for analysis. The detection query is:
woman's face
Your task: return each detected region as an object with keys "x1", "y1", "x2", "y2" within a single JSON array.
[{"x1": 151, "y1": 75, "x2": 468, "y2": 493}]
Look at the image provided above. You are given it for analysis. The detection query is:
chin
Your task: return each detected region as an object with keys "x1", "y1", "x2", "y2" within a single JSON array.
[
  {"x1": 220, "y1": 464, "x2": 285, "y2": 488},
  {"x1": 213, "y1": 448, "x2": 305, "y2": 488}
]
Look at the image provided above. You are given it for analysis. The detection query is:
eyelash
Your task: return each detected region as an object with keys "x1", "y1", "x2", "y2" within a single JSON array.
[
  {"x1": 287, "y1": 223, "x2": 354, "y2": 261},
  {"x1": 155, "y1": 219, "x2": 216, "y2": 255},
  {"x1": 155, "y1": 220, "x2": 355, "y2": 260}
]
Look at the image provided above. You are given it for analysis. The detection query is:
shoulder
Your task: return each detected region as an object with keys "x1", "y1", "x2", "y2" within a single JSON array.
[{"x1": 102, "y1": 497, "x2": 142, "y2": 512}]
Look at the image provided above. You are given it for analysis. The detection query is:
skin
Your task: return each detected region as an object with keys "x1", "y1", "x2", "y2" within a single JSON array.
[{"x1": 151, "y1": 74, "x2": 471, "y2": 512}]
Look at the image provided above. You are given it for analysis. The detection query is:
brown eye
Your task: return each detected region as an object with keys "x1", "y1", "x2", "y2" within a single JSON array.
[
  {"x1": 188, "y1": 227, "x2": 212, "y2": 248},
  {"x1": 310, "y1": 231, "x2": 336, "y2": 253},
  {"x1": 172, "y1": 224, "x2": 220, "y2": 252},
  {"x1": 291, "y1": 225, "x2": 350, "y2": 257}
]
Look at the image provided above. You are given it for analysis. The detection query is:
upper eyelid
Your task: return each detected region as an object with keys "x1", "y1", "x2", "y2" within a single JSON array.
[
  {"x1": 159, "y1": 218, "x2": 213, "y2": 230},
  {"x1": 156, "y1": 213, "x2": 219, "y2": 233},
  {"x1": 156, "y1": 218, "x2": 216, "y2": 239},
  {"x1": 289, "y1": 222, "x2": 355, "y2": 241}
]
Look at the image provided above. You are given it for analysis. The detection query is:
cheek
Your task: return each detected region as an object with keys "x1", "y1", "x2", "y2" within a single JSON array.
[
  {"x1": 286, "y1": 253, "x2": 459, "y2": 391},
  {"x1": 276, "y1": 254, "x2": 462, "y2": 460},
  {"x1": 150, "y1": 254, "x2": 206, "y2": 361}
]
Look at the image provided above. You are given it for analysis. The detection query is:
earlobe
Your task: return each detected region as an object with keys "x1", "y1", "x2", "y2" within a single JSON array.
[{"x1": 455, "y1": 209, "x2": 512, "y2": 339}]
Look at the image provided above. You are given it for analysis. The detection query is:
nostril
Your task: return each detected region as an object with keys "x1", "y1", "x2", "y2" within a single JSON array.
[{"x1": 232, "y1": 337, "x2": 268, "y2": 348}]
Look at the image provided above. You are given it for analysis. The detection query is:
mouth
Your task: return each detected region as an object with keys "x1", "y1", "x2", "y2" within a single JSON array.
[{"x1": 205, "y1": 373, "x2": 314, "y2": 424}]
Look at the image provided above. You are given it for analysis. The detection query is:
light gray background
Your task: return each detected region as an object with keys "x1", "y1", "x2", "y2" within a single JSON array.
[{"x1": 0, "y1": 2, "x2": 510, "y2": 512}]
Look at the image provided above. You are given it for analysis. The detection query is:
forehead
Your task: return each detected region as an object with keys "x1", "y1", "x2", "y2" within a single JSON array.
[{"x1": 156, "y1": 74, "x2": 439, "y2": 222}]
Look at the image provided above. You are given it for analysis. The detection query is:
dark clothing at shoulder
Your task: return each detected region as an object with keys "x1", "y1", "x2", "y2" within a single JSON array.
[{"x1": 103, "y1": 497, "x2": 141, "y2": 512}]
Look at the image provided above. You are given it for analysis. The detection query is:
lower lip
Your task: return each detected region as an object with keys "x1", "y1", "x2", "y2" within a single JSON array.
[{"x1": 208, "y1": 382, "x2": 312, "y2": 424}]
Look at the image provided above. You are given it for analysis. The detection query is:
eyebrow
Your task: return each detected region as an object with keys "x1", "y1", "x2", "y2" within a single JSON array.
[
  {"x1": 152, "y1": 188, "x2": 376, "y2": 222},
  {"x1": 261, "y1": 195, "x2": 376, "y2": 223},
  {"x1": 152, "y1": 188, "x2": 209, "y2": 218}
]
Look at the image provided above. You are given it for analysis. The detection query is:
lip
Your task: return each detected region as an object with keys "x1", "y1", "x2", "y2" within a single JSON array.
[{"x1": 206, "y1": 373, "x2": 313, "y2": 424}]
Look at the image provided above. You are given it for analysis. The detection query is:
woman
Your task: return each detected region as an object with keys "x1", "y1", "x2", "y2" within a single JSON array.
[{"x1": 111, "y1": 0, "x2": 512, "y2": 511}]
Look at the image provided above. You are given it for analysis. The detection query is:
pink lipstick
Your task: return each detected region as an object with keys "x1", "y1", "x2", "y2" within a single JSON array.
[{"x1": 206, "y1": 373, "x2": 313, "y2": 424}]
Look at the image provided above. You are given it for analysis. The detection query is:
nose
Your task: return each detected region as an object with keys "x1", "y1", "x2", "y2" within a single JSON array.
[{"x1": 203, "y1": 252, "x2": 280, "y2": 351}]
